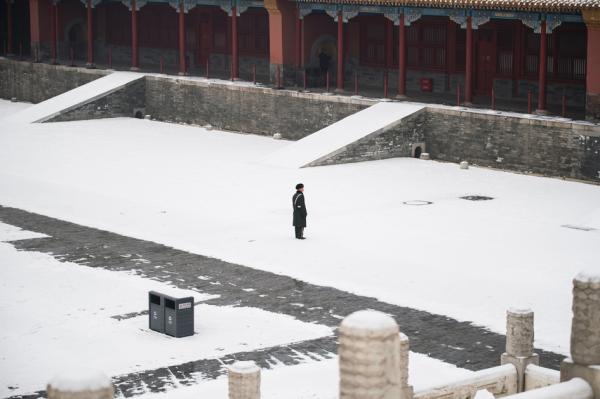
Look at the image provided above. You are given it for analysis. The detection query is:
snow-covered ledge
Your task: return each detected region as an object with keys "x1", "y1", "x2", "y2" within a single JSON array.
[
  {"x1": 501, "y1": 378, "x2": 592, "y2": 399},
  {"x1": 339, "y1": 310, "x2": 413, "y2": 399}
]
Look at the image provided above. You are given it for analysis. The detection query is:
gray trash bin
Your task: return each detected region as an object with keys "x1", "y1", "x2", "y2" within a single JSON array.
[
  {"x1": 164, "y1": 295, "x2": 194, "y2": 338},
  {"x1": 149, "y1": 291, "x2": 164, "y2": 333}
]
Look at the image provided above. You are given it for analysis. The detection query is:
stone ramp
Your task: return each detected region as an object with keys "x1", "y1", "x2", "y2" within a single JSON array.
[
  {"x1": 261, "y1": 101, "x2": 425, "y2": 168},
  {"x1": 3, "y1": 71, "x2": 144, "y2": 124}
]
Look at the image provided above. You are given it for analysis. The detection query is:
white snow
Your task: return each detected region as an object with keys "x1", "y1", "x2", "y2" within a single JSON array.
[
  {"x1": 3, "y1": 71, "x2": 143, "y2": 124},
  {"x1": 1, "y1": 100, "x2": 600, "y2": 359},
  {"x1": 48, "y1": 370, "x2": 111, "y2": 392},
  {"x1": 508, "y1": 308, "x2": 533, "y2": 315},
  {"x1": 0, "y1": 222, "x2": 48, "y2": 241},
  {"x1": 340, "y1": 309, "x2": 398, "y2": 330},
  {"x1": 0, "y1": 99, "x2": 32, "y2": 117},
  {"x1": 474, "y1": 389, "x2": 495, "y2": 399},
  {"x1": 133, "y1": 353, "x2": 473, "y2": 399},
  {"x1": 0, "y1": 235, "x2": 332, "y2": 397},
  {"x1": 261, "y1": 102, "x2": 425, "y2": 168},
  {"x1": 229, "y1": 361, "x2": 260, "y2": 374},
  {"x1": 574, "y1": 269, "x2": 600, "y2": 284},
  {"x1": 504, "y1": 378, "x2": 592, "y2": 399}
]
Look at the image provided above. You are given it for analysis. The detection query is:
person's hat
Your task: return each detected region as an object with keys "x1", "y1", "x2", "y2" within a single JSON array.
[{"x1": 295, "y1": 183, "x2": 304, "y2": 190}]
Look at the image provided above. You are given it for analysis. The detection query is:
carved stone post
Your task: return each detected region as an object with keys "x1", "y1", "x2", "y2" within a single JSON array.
[
  {"x1": 339, "y1": 309, "x2": 413, "y2": 399},
  {"x1": 500, "y1": 308, "x2": 539, "y2": 392},
  {"x1": 228, "y1": 361, "x2": 261, "y2": 399},
  {"x1": 47, "y1": 370, "x2": 113, "y2": 399},
  {"x1": 561, "y1": 272, "x2": 600, "y2": 399}
]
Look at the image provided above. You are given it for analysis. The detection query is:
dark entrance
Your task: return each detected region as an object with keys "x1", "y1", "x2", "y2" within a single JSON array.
[
  {"x1": 476, "y1": 28, "x2": 495, "y2": 95},
  {"x1": 67, "y1": 22, "x2": 86, "y2": 60},
  {"x1": 414, "y1": 146, "x2": 423, "y2": 158}
]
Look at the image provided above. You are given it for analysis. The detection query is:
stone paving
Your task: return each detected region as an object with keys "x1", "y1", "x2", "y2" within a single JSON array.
[{"x1": 0, "y1": 205, "x2": 565, "y2": 398}]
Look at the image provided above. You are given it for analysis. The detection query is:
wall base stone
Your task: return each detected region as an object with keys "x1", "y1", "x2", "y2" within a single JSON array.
[{"x1": 587, "y1": 93, "x2": 600, "y2": 122}]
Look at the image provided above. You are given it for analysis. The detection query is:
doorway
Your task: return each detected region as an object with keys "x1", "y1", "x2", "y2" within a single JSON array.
[{"x1": 476, "y1": 28, "x2": 495, "y2": 95}]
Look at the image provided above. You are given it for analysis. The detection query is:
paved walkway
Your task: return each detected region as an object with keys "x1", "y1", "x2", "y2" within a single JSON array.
[{"x1": 0, "y1": 205, "x2": 564, "y2": 398}]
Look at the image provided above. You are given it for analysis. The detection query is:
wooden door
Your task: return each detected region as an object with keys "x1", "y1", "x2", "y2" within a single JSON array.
[
  {"x1": 476, "y1": 29, "x2": 495, "y2": 95},
  {"x1": 197, "y1": 13, "x2": 212, "y2": 66}
]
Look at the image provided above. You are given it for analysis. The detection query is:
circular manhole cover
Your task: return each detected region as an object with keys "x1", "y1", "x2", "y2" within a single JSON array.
[
  {"x1": 460, "y1": 195, "x2": 494, "y2": 201},
  {"x1": 403, "y1": 200, "x2": 433, "y2": 206}
]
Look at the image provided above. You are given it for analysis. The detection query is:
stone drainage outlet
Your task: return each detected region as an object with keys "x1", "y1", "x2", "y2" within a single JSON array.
[
  {"x1": 460, "y1": 195, "x2": 494, "y2": 201},
  {"x1": 403, "y1": 200, "x2": 433, "y2": 206}
]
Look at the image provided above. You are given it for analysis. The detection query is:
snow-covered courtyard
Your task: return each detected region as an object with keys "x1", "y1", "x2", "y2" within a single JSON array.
[{"x1": 1, "y1": 96, "x2": 599, "y2": 397}]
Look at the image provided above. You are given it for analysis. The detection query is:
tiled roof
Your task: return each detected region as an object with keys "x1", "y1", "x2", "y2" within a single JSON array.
[{"x1": 296, "y1": 0, "x2": 600, "y2": 13}]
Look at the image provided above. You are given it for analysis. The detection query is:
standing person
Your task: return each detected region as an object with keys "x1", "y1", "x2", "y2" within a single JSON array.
[
  {"x1": 292, "y1": 183, "x2": 307, "y2": 240},
  {"x1": 318, "y1": 49, "x2": 331, "y2": 76}
]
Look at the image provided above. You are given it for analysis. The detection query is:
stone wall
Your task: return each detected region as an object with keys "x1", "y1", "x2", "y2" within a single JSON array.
[
  {"x1": 144, "y1": 76, "x2": 370, "y2": 140},
  {"x1": 47, "y1": 79, "x2": 146, "y2": 122},
  {"x1": 0, "y1": 58, "x2": 106, "y2": 103},
  {"x1": 313, "y1": 104, "x2": 600, "y2": 182},
  {"x1": 424, "y1": 108, "x2": 600, "y2": 181},
  {"x1": 309, "y1": 110, "x2": 427, "y2": 166}
]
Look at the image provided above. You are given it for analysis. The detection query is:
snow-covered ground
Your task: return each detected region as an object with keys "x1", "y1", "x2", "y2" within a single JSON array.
[
  {"x1": 1, "y1": 98, "x2": 599, "y2": 360},
  {"x1": 0, "y1": 222, "x2": 473, "y2": 397},
  {"x1": 133, "y1": 354, "x2": 472, "y2": 399},
  {"x1": 0, "y1": 223, "x2": 334, "y2": 397},
  {"x1": 0, "y1": 99, "x2": 32, "y2": 114}
]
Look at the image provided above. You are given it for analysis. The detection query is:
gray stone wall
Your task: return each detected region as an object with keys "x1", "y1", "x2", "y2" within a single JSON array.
[
  {"x1": 47, "y1": 79, "x2": 146, "y2": 122},
  {"x1": 0, "y1": 58, "x2": 106, "y2": 103},
  {"x1": 310, "y1": 105, "x2": 600, "y2": 182},
  {"x1": 309, "y1": 110, "x2": 427, "y2": 166},
  {"x1": 424, "y1": 108, "x2": 600, "y2": 181},
  {"x1": 144, "y1": 75, "x2": 370, "y2": 140}
]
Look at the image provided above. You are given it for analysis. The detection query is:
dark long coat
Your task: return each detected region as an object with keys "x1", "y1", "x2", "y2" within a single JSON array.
[{"x1": 292, "y1": 191, "x2": 307, "y2": 227}]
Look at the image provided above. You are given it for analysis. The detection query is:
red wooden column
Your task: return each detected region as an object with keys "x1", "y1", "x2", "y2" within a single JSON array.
[
  {"x1": 51, "y1": 0, "x2": 58, "y2": 63},
  {"x1": 336, "y1": 11, "x2": 344, "y2": 91},
  {"x1": 6, "y1": 0, "x2": 13, "y2": 55},
  {"x1": 85, "y1": 0, "x2": 94, "y2": 67},
  {"x1": 130, "y1": 0, "x2": 139, "y2": 70},
  {"x1": 385, "y1": 18, "x2": 392, "y2": 68},
  {"x1": 398, "y1": 13, "x2": 406, "y2": 97},
  {"x1": 295, "y1": 13, "x2": 302, "y2": 67},
  {"x1": 583, "y1": 10, "x2": 600, "y2": 121},
  {"x1": 29, "y1": 0, "x2": 42, "y2": 61},
  {"x1": 178, "y1": 2, "x2": 186, "y2": 75},
  {"x1": 536, "y1": 20, "x2": 548, "y2": 113},
  {"x1": 231, "y1": 6, "x2": 239, "y2": 79},
  {"x1": 464, "y1": 16, "x2": 473, "y2": 105}
]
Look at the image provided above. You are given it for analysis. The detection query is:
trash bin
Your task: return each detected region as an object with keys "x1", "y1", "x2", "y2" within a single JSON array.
[
  {"x1": 164, "y1": 295, "x2": 195, "y2": 338},
  {"x1": 149, "y1": 291, "x2": 164, "y2": 333}
]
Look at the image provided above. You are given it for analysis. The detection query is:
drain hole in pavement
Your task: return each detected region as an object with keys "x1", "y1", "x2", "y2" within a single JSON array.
[
  {"x1": 460, "y1": 195, "x2": 494, "y2": 201},
  {"x1": 403, "y1": 200, "x2": 433, "y2": 206}
]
